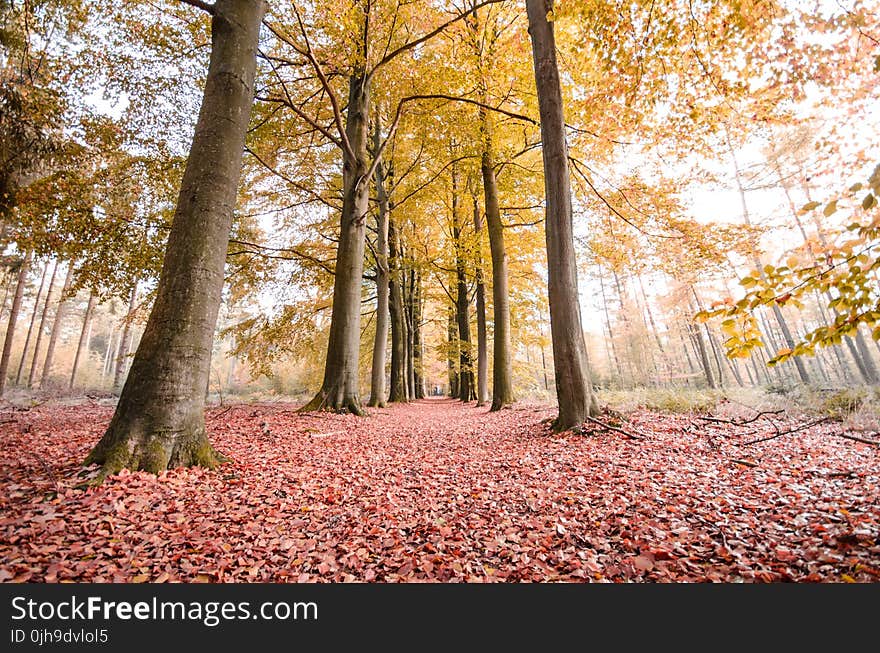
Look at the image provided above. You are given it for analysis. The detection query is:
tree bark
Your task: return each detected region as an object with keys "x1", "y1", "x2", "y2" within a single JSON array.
[
  {"x1": 480, "y1": 121, "x2": 514, "y2": 410},
  {"x1": 526, "y1": 0, "x2": 599, "y2": 428},
  {"x1": 0, "y1": 250, "x2": 30, "y2": 396},
  {"x1": 472, "y1": 192, "x2": 489, "y2": 405},
  {"x1": 367, "y1": 124, "x2": 389, "y2": 407},
  {"x1": 40, "y1": 262, "x2": 74, "y2": 387},
  {"x1": 388, "y1": 217, "x2": 406, "y2": 402},
  {"x1": 452, "y1": 161, "x2": 475, "y2": 401},
  {"x1": 70, "y1": 290, "x2": 96, "y2": 391},
  {"x1": 447, "y1": 305, "x2": 459, "y2": 397},
  {"x1": 302, "y1": 72, "x2": 371, "y2": 415},
  {"x1": 112, "y1": 282, "x2": 139, "y2": 391},
  {"x1": 85, "y1": 0, "x2": 264, "y2": 476},
  {"x1": 412, "y1": 269, "x2": 425, "y2": 398},
  {"x1": 16, "y1": 259, "x2": 48, "y2": 385},
  {"x1": 28, "y1": 259, "x2": 59, "y2": 388}
]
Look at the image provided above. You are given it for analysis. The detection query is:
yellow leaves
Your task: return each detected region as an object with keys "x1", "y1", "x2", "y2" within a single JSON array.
[
  {"x1": 800, "y1": 200, "x2": 820, "y2": 213},
  {"x1": 862, "y1": 193, "x2": 877, "y2": 211},
  {"x1": 822, "y1": 200, "x2": 837, "y2": 217}
]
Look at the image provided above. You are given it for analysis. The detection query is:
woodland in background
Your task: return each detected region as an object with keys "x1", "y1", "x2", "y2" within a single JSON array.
[{"x1": 1, "y1": 0, "x2": 879, "y2": 450}]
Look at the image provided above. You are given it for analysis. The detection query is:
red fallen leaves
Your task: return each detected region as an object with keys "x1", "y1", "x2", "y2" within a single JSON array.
[{"x1": 0, "y1": 399, "x2": 878, "y2": 583}]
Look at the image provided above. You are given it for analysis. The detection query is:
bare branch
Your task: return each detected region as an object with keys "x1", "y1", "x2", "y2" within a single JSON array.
[
  {"x1": 177, "y1": 0, "x2": 215, "y2": 14},
  {"x1": 368, "y1": 0, "x2": 507, "y2": 79}
]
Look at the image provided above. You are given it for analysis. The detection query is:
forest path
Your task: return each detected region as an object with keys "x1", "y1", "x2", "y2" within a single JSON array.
[{"x1": 1, "y1": 398, "x2": 878, "y2": 582}]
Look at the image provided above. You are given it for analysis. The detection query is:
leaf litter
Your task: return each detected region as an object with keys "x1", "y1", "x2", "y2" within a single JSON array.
[{"x1": 0, "y1": 399, "x2": 877, "y2": 583}]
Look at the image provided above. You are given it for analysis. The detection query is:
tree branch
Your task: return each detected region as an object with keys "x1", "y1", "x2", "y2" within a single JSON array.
[{"x1": 177, "y1": 0, "x2": 215, "y2": 14}]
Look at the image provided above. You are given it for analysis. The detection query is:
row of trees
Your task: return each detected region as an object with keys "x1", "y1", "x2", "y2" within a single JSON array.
[{"x1": 1, "y1": 0, "x2": 878, "y2": 475}]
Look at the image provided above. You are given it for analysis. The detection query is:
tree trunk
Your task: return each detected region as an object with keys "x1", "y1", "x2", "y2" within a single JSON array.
[
  {"x1": 367, "y1": 125, "x2": 389, "y2": 407},
  {"x1": 40, "y1": 262, "x2": 74, "y2": 387},
  {"x1": 452, "y1": 161, "x2": 475, "y2": 401},
  {"x1": 447, "y1": 305, "x2": 459, "y2": 398},
  {"x1": 113, "y1": 282, "x2": 139, "y2": 391},
  {"x1": 16, "y1": 260, "x2": 48, "y2": 385},
  {"x1": 526, "y1": 0, "x2": 599, "y2": 427},
  {"x1": 303, "y1": 73, "x2": 370, "y2": 415},
  {"x1": 405, "y1": 268, "x2": 416, "y2": 397},
  {"x1": 85, "y1": 0, "x2": 264, "y2": 476},
  {"x1": 28, "y1": 259, "x2": 59, "y2": 388},
  {"x1": 412, "y1": 269, "x2": 425, "y2": 398},
  {"x1": 727, "y1": 128, "x2": 810, "y2": 384},
  {"x1": 388, "y1": 217, "x2": 407, "y2": 402},
  {"x1": 479, "y1": 120, "x2": 514, "y2": 410},
  {"x1": 70, "y1": 290, "x2": 96, "y2": 391},
  {"x1": 0, "y1": 250, "x2": 30, "y2": 395},
  {"x1": 472, "y1": 192, "x2": 489, "y2": 405}
]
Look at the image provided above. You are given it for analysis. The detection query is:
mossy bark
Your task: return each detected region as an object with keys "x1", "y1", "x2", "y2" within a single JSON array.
[{"x1": 85, "y1": 0, "x2": 264, "y2": 476}]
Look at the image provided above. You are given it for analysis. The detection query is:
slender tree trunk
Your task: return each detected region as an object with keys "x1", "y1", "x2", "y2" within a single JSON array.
[
  {"x1": 388, "y1": 217, "x2": 406, "y2": 402},
  {"x1": 479, "y1": 115, "x2": 514, "y2": 410},
  {"x1": 368, "y1": 124, "x2": 389, "y2": 407},
  {"x1": 70, "y1": 290, "x2": 96, "y2": 391},
  {"x1": 28, "y1": 259, "x2": 59, "y2": 388},
  {"x1": 0, "y1": 250, "x2": 31, "y2": 395},
  {"x1": 598, "y1": 269, "x2": 623, "y2": 382},
  {"x1": 86, "y1": 0, "x2": 265, "y2": 476},
  {"x1": 452, "y1": 161, "x2": 475, "y2": 401},
  {"x1": 102, "y1": 327, "x2": 114, "y2": 380},
  {"x1": 727, "y1": 128, "x2": 810, "y2": 384},
  {"x1": 113, "y1": 282, "x2": 138, "y2": 391},
  {"x1": 405, "y1": 268, "x2": 416, "y2": 397},
  {"x1": 412, "y1": 269, "x2": 425, "y2": 398},
  {"x1": 40, "y1": 262, "x2": 74, "y2": 387},
  {"x1": 16, "y1": 260, "x2": 48, "y2": 385},
  {"x1": 302, "y1": 71, "x2": 371, "y2": 415},
  {"x1": 447, "y1": 305, "x2": 459, "y2": 398},
  {"x1": 472, "y1": 192, "x2": 488, "y2": 405}
]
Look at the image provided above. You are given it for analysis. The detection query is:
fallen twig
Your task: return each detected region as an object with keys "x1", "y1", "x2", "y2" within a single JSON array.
[
  {"x1": 585, "y1": 416, "x2": 645, "y2": 441},
  {"x1": 831, "y1": 432, "x2": 880, "y2": 446},
  {"x1": 730, "y1": 458, "x2": 759, "y2": 468},
  {"x1": 742, "y1": 417, "x2": 832, "y2": 446},
  {"x1": 699, "y1": 408, "x2": 785, "y2": 426}
]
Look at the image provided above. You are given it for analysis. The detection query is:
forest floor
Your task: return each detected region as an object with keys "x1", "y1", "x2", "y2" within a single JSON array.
[{"x1": 1, "y1": 397, "x2": 878, "y2": 582}]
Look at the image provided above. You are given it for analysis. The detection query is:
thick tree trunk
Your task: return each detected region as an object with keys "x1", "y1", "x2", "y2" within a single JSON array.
[
  {"x1": 388, "y1": 218, "x2": 406, "y2": 402},
  {"x1": 113, "y1": 282, "x2": 138, "y2": 391},
  {"x1": 303, "y1": 73, "x2": 370, "y2": 415},
  {"x1": 28, "y1": 259, "x2": 59, "y2": 388},
  {"x1": 85, "y1": 0, "x2": 264, "y2": 476},
  {"x1": 526, "y1": 0, "x2": 599, "y2": 428},
  {"x1": 16, "y1": 260, "x2": 48, "y2": 385},
  {"x1": 70, "y1": 290, "x2": 96, "y2": 391},
  {"x1": 452, "y1": 162, "x2": 475, "y2": 402},
  {"x1": 40, "y1": 262, "x2": 74, "y2": 387},
  {"x1": 472, "y1": 193, "x2": 489, "y2": 405},
  {"x1": 0, "y1": 250, "x2": 30, "y2": 395}
]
